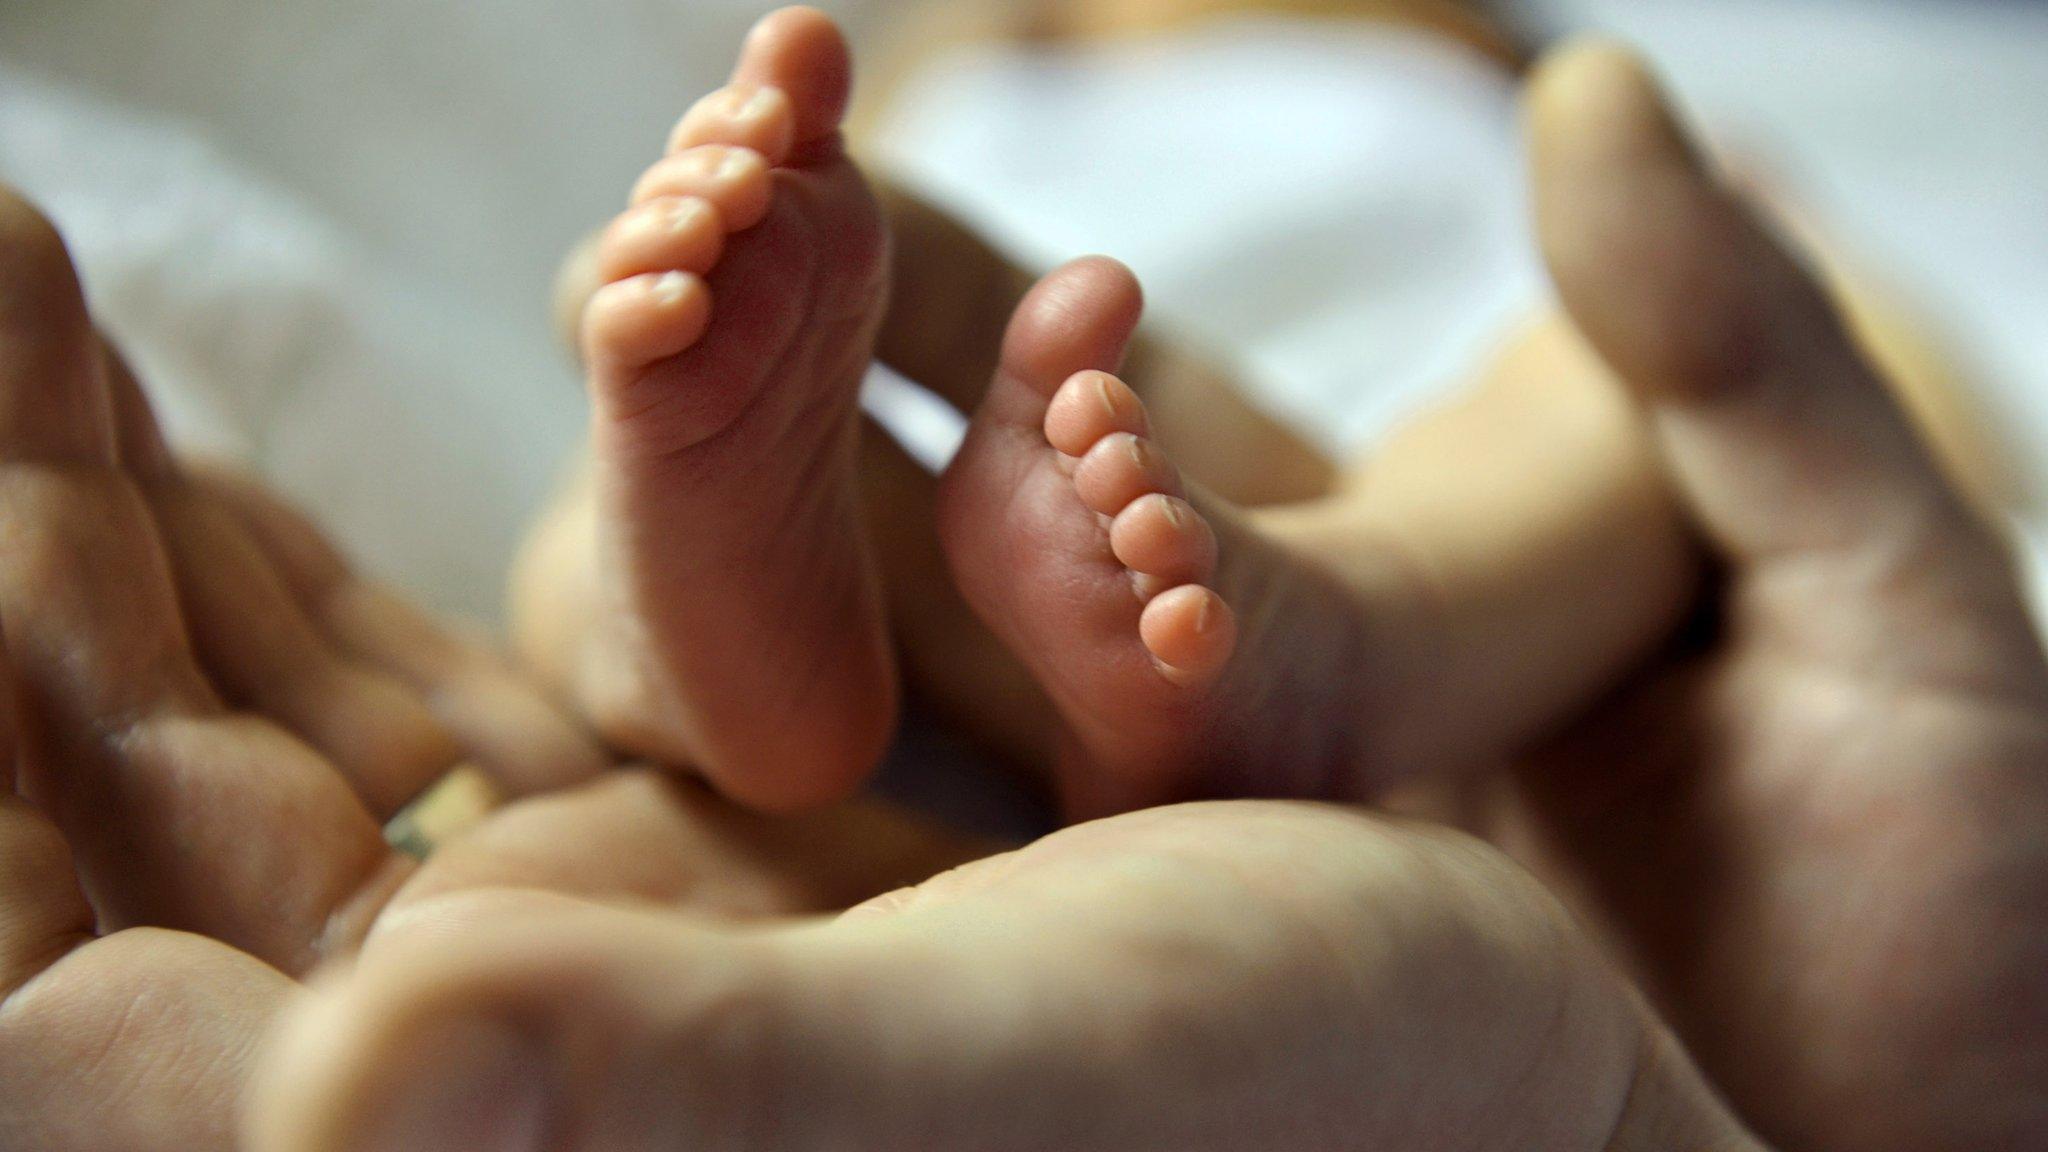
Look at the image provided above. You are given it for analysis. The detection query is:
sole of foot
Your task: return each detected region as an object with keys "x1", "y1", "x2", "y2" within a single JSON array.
[
  {"x1": 577, "y1": 7, "x2": 894, "y2": 811},
  {"x1": 937, "y1": 258, "x2": 1394, "y2": 818}
]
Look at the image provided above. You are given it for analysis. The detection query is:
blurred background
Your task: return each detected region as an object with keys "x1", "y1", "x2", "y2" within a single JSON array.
[{"x1": 0, "y1": 0, "x2": 2043, "y2": 622}]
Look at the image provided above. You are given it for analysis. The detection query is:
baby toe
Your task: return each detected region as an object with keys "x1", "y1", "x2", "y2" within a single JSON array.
[
  {"x1": 667, "y1": 85, "x2": 797, "y2": 165},
  {"x1": 729, "y1": 6, "x2": 854, "y2": 147},
  {"x1": 583, "y1": 271, "x2": 713, "y2": 377},
  {"x1": 598, "y1": 197, "x2": 726, "y2": 281},
  {"x1": 631, "y1": 146, "x2": 773, "y2": 232},
  {"x1": 1074, "y1": 433, "x2": 1182, "y2": 516},
  {"x1": 1110, "y1": 494, "x2": 1217, "y2": 588},
  {"x1": 1045, "y1": 369, "x2": 1148, "y2": 456},
  {"x1": 1139, "y1": 585, "x2": 1237, "y2": 685}
]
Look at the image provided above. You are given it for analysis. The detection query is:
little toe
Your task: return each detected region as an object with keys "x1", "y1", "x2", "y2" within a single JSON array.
[
  {"x1": 631, "y1": 146, "x2": 773, "y2": 232},
  {"x1": 598, "y1": 197, "x2": 726, "y2": 281},
  {"x1": 1045, "y1": 369, "x2": 1148, "y2": 456},
  {"x1": 582, "y1": 272, "x2": 713, "y2": 384},
  {"x1": 1110, "y1": 494, "x2": 1218, "y2": 587},
  {"x1": 667, "y1": 85, "x2": 797, "y2": 164},
  {"x1": 1139, "y1": 585, "x2": 1237, "y2": 685},
  {"x1": 1074, "y1": 433, "x2": 1182, "y2": 516}
]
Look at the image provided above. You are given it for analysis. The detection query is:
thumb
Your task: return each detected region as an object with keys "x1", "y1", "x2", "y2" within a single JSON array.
[
  {"x1": 244, "y1": 805, "x2": 1678, "y2": 1152},
  {"x1": 1529, "y1": 42, "x2": 1984, "y2": 568}
]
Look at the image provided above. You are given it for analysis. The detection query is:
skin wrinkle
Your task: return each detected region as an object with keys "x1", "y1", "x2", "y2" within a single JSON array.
[
  {"x1": 1207, "y1": 542, "x2": 1367, "y2": 799},
  {"x1": 617, "y1": 427, "x2": 877, "y2": 743},
  {"x1": 1596, "y1": 1021, "x2": 1666, "y2": 1152},
  {"x1": 316, "y1": 852, "x2": 421, "y2": 967},
  {"x1": 603, "y1": 172, "x2": 841, "y2": 448},
  {"x1": 0, "y1": 928, "x2": 92, "y2": 1008}
]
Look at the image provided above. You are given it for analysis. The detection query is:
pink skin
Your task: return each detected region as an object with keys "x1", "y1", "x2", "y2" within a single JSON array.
[
  {"x1": 939, "y1": 259, "x2": 1386, "y2": 818},
  {"x1": 1047, "y1": 370, "x2": 1234, "y2": 666},
  {"x1": 577, "y1": 7, "x2": 894, "y2": 812}
]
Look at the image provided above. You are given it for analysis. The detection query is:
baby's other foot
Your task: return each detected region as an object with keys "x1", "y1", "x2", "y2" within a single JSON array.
[
  {"x1": 938, "y1": 259, "x2": 1394, "y2": 817},
  {"x1": 576, "y1": 7, "x2": 892, "y2": 810}
]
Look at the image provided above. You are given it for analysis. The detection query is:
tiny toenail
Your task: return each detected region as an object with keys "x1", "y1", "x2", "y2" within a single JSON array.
[
  {"x1": 1126, "y1": 438, "x2": 1151, "y2": 469},
  {"x1": 1194, "y1": 595, "x2": 1214, "y2": 633},
  {"x1": 1094, "y1": 376, "x2": 1119, "y2": 418},
  {"x1": 651, "y1": 271, "x2": 690, "y2": 304},
  {"x1": 1162, "y1": 499, "x2": 1186, "y2": 529},
  {"x1": 739, "y1": 88, "x2": 780, "y2": 119},
  {"x1": 667, "y1": 201, "x2": 704, "y2": 233}
]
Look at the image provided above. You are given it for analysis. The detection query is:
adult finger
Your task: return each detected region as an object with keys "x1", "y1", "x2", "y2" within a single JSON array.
[
  {"x1": 382, "y1": 768, "x2": 997, "y2": 927},
  {"x1": 1530, "y1": 42, "x2": 1987, "y2": 568},
  {"x1": 191, "y1": 464, "x2": 610, "y2": 794},
  {"x1": 101, "y1": 344, "x2": 469, "y2": 815},
  {"x1": 0, "y1": 187, "x2": 406, "y2": 970},
  {"x1": 247, "y1": 803, "x2": 1758, "y2": 1152}
]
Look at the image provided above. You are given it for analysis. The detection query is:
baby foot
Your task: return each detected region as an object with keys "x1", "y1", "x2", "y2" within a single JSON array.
[
  {"x1": 938, "y1": 259, "x2": 1390, "y2": 817},
  {"x1": 577, "y1": 7, "x2": 893, "y2": 810}
]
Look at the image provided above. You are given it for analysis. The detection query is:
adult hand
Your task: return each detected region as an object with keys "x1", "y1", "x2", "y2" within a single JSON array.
[
  {"x1": 0, "y1": 189, "x2": 983, "y2": 1150},
  {"x1": 248, "y1": 796, "x2": 1763, "y2": 1152},
  {"x1": 1503, "y1": 44, "x2": 2048, "y2": 1152}
]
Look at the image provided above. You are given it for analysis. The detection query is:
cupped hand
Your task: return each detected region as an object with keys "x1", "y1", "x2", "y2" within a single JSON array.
[
  {"x1": 248, "y1": 797, "x2": 1763, "y2": 1152},
  {"x1": 1504, "y1": 45, "x2": 2048, "y2": 1152},
  {"x1": 0, "y1": 188, "x2": 984, "y2": 1150}
]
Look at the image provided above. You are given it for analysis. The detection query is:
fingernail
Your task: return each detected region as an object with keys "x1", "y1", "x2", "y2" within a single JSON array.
[{"x1": 362, "y1": 1020, "x2": 553, "y2": 1152}]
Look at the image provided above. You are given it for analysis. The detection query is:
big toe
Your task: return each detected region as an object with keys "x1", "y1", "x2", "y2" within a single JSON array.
[
  {"x1": 992, "y1": 256, "x2": 1145, "y2": 417},
  {"x1": 937, "y1": 257, "x2": 1148, "y2": 566},
  {"x1": 730, "y1": 6, "x2": 854, "y2": 147}
]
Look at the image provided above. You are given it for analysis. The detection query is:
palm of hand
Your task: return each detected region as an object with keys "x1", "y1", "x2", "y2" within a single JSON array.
[
  {"x1": 0, "y1": 196, "x2": 980, "y2": 1151},
  {"x1": 1501, "y1": 48, "x2": 2048, "y2": 1148},
  {"x1": 1518, "y1": 529, "x2": 2048, "y2": 1150},
  {"x1": 0, "y1": 435, "x2": 962, "y2": 1150}
]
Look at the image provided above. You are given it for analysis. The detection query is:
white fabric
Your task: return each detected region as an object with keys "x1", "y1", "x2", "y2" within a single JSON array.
[
  {"x1": 858, "y1": 0, "x2": 2048, "y2": 610},
  {"x1": 0, "y1": 66, "x2": 581, "y2": 620},
  {"x1": 874, "y1": 20, "x2": 1542, "y2": 456}
]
